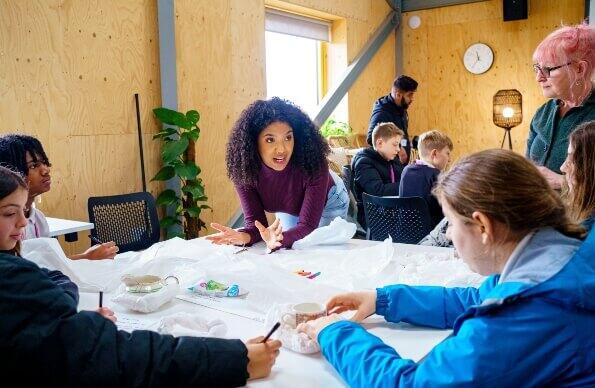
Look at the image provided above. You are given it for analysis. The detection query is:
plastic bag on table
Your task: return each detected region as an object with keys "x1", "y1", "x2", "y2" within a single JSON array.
[
  {"x1": 157, "y1": 312, "x2": 227, "y2": 337},
  {"x1": 293, "y1": 217, "x2": 356, "y2": 249},
  {"x1": 112, "y1": 282, "x2": 180, "y2": 313},
  {"x1": 264, "y1": 303, "x2": 320, "y2": 354}
]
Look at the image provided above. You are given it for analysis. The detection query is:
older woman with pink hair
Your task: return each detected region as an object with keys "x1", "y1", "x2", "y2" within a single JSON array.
[{"x1": 527, "y1": 23, "x2": 594, "y2": 189}]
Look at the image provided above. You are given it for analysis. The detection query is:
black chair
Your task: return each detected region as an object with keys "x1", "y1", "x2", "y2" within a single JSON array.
[
  {"x1": 88, "y1": 192, "x2": 160, "y2": 253},
  {"x1": 340, "y1": 165, "x2": 366, "y2": 238},
  {"x1": 362, "y1": 193, "x2": 433, "y2": 244},
  {"x1": 341, "y1": 164, "x2": 353, "y2": 194}
]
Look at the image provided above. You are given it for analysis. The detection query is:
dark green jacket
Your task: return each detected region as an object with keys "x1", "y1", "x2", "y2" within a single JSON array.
[
  {"x1": 526, "y1": 90, "x2": 595, "y2": 173},
  {"x1": 0, "y1": 254, "x2": 249, "y2": 387}
]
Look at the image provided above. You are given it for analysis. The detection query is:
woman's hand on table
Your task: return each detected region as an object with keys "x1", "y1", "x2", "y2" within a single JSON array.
[
  {"x1": 326, "y1": 291, "x2": 377, "y2": 322},
  {"x1": 96, "y1": 307, "x2": 117, "y2": 323},
  {"x1": 206, "y1": 223, "x2": 251, "y2": 246},
  {"x1": 71, "y1": 242, "x2": 119, "y2": 260},
  {"x1": 245, "y1": 336, "x2": 282, "y2": 380},
  {"x1": 255, "y1": 219, "x2": 283, "y2": 252},
  {"x1": 297, "y1": 314, "x2": 344, "y2": 345},
  {"x1": 535, "y1": 166, "x2": 564, "y2": 190}
]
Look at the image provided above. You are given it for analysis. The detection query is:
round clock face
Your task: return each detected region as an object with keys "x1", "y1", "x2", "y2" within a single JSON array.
[{"x1": 463, "y1": 43, "x2": 494, "y2": 75}]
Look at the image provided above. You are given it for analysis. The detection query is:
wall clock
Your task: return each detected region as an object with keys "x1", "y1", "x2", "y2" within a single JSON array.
[{"x1": 463, "y1": 43, "x2": 494, "y2": 75}]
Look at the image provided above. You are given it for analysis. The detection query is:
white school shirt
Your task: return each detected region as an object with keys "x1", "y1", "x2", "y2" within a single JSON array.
[{"x1": 23, "y1": 206, "x2": 50, "y2": 240}]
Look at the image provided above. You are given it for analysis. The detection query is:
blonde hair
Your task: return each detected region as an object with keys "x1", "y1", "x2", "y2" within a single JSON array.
[
  {"x1": 566, "y1": 121, "x2": 595, "y2": 223},
  {"x1": 434, "y1": 149, "x2": 585, "y2": 240},
  {"x1": 418, "y1": 130, "x2": 453, "y2": 158},
  {"x1": 372, "y1": 123, "x2": 405, "y2": 147},
  {"x1": 372, "y1": 122, "x2": 404, "y2": 148}
]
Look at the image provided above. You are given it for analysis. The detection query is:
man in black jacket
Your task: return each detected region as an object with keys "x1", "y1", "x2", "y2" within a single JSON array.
[
  {"x1": 366, "y1": 75, "x2": 418, "y2": 164},
  {"x1": 353, "y1": 123, "x2": 405, "y2": 229},
  {"x1": 0, "y1": 253, "x2": 281, "y2": 387}
]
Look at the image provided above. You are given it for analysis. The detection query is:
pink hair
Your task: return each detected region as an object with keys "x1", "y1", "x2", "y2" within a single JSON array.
[{"x1": 533, "y1": 23, "x2": 594, "y2": 75}]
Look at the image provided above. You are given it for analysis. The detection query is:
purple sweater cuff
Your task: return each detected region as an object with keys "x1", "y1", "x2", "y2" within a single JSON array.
[{"x1": 238, "y1": 227, "x2": 261, "y2": 246}]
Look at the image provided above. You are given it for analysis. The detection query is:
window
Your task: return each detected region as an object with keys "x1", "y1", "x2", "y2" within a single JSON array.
[{"x1": 265, "y1": 9, "x2": 330, "y2": 117}]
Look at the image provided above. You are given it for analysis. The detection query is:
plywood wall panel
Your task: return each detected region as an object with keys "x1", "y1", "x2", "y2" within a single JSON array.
[
  {"x1": 402, "y1": 0, "x2": 584, "y2": 162},
  {"x1": 1, "y1": 0, "x2": 162, "y2": 254},
  {"x1": 175, "y1": 0, "x2": 266, "y2": 228}
]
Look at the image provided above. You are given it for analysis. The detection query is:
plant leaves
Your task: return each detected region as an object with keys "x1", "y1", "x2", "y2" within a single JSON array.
[
  {"x1": 153, "y1": 108, "x2": 190, "y2": 128},
  {"x1": 155, "y1": 189, "x2": 178, "y2": 206},
  {"x1": 152, "y1": 166, "x2": 175, "y2": 181},
  {"x1": 186, "y1": 206, "x2": 201, "y2": 217},
  {"x1": 200, "y1": 204, "x2": 212, "y2": 210},
  {"x1": 175, "y1": 162, "x2": 199, "y2": 180},
  {"x1": 186, "y1": 110, "x2": 200, "y2": 126},
  {"x1": 182, "y1": 182, "x2": 205, "y2": 198},
  {"x1": 152, "y1": 126, "x2": 178, "y2": 139},
  {"x1": 166, "y1": 230, "x2": 186, "y2": 240},
  {"x1": 159, "y1": 215, "x2": 180, "y2": 228},
  {"x1": 162, "y1": 136, "x2": 189, "y2": 163},
  {"x1": 186, "y1": 129, "x2": 199, "y2": 142}
]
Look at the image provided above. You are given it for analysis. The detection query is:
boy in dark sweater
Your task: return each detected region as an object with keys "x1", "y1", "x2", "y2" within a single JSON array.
[
  {"x1": 352, "y1": 123, "x2": 405, "y2": 229},
  {"x1": 399, "y1": 130, "x2": 452, "y2": 227}
]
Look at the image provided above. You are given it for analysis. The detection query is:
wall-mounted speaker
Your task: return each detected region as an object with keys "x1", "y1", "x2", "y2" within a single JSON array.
[{"x1": 503, "y1": 0, "x2": 528, "y2": 21}]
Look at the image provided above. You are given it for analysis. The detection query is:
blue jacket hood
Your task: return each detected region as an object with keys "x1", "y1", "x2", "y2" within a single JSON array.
[{"x1": 482, "y1": 227, "x2": 595, "y2": 312}]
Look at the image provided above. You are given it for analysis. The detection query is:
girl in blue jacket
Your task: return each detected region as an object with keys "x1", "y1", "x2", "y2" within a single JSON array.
[{"x1": 299, "y1": 149, "x2": 595, "y2": 387}]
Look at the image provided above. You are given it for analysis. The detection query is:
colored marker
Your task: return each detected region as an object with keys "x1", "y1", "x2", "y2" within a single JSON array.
[
  {"x1": 307, "y1": 271, "x2": 321, "y2": 279},
  {"x1": 99, "y1": 291, "x2": 103, "y2": 308}
]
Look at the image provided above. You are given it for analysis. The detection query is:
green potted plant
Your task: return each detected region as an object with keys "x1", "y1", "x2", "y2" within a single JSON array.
[
  {"x1": 320, "y1": 117, "x2": 352, "y2": 138},
  {"x1": 152, "y1": 107, "x2": 210, "y2": 239}
]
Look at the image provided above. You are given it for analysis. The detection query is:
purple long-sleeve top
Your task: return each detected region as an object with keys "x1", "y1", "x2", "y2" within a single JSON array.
[{"x1": 236, "y1": 163, "x2": 335, "y2": 248}]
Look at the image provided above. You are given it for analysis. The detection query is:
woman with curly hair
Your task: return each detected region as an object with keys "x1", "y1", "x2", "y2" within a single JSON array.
[
  {"x1": 207, "y1": 97, "x2": 349, "y2": 250},
  {"x1": 561, "y1": 120, "x2": 595, "y2": 231}
]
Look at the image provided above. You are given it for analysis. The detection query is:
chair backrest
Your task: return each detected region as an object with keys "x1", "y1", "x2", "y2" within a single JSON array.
[
  {"x1": 341, "y1": 164, "x2": 353, "y2": 194},
  {"x1": 88, "y1": 192, "x2": 160, "y2": 253},
  {"x1": 362, "y1": 193, "x2": 433, "y2": 244}
]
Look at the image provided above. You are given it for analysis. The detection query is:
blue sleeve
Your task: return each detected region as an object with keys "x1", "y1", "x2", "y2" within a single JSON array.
[
  {"x1": 375, "y1": 277, "x2": 496, "y2": 329},
  {"x1": 319, "y1": 309, "x2": 549, "y2": 388},
  {"x1": 40, "y1": 268, "x2": 79, "y2": 305}
]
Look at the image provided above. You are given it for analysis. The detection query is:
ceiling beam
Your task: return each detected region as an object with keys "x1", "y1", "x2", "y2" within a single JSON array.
[
  {"x1": 313, "y1": 11, "x2": 400, "y2": 127},
  {"x1": 402, "y1": 0, "x2": 488, "y2": 12}
]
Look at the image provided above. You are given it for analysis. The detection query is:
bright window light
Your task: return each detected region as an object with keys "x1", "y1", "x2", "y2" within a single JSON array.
[{"x1": 266, "y1": 31, "x2": 320, "y2": 117}]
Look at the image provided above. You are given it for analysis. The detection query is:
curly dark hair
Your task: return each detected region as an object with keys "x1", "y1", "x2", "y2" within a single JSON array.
[
  {"x1": 0, "y1": 134, "x2": 51, "y2": 177},
  {"x1": 226, "y1": 97, "x2": 330, "y2": 187}
]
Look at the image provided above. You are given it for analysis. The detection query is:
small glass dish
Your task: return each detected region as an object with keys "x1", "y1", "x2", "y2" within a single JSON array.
[{"x1": 121, "y1": 274, "x2": 179, "y2": 293}]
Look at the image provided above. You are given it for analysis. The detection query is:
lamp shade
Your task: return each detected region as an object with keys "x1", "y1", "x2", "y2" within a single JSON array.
[{"x1": 493, "y1": 89, "x2": 522, "y2": 129}]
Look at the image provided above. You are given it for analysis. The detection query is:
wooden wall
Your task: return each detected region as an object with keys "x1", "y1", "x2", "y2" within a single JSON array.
[
  {"x1": 4, "y1": 0, "x2": 580, "y2": 250},
  {"x1": 0, "y1": 0, "x2": 162, "y2": 254},
  {"x1": 401, "y1": 0, "x2": 584, "y2": 161},
  {"x1": 1, "y1": 0, "x2": 394, "y2": 252}
]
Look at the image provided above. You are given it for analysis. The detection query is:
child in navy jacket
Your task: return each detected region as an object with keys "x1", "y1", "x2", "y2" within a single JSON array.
[{"x1": 399, "y1": 130, "x2": 452, "y2": 227}]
